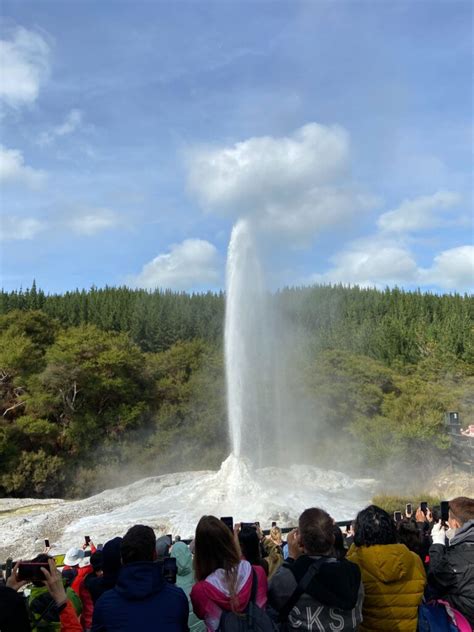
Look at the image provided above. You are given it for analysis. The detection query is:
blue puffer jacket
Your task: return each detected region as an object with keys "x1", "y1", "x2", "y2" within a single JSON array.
[{"x1": 91, "y1": 561, "x2": 188, "y2": 632}]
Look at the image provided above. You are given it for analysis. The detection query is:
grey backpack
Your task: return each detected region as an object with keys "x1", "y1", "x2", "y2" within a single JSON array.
[{"x1": 218, "y1": 569, "x2": 276, "y2": 632}]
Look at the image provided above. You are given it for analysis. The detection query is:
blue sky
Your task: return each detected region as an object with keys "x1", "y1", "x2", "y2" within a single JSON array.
[{"x1": 0, "y1": 0, "x2": 472, "y2": 294}]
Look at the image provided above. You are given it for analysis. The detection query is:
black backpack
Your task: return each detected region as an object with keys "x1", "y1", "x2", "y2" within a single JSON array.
[{"x1": 218, "y1": 568, "x2": 276, "y2": 632}]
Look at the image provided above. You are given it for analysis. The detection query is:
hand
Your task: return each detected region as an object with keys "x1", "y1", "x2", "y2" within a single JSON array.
[
  {"x1": 233, "y1": 523, "x2": 241, "y2": 535},
  {"x1": 41, "y1": 558, "x2": 67, "y2": 607},
  {"x1": 6, "y1": 561, "x2": 28, "y2": 591},
  {"x1": 426, "y1": 509, "x2": 433, "y2": 523},
  {"x1": 256, "y1": 525, "x2": 264, "y2": 541},
  {"x1": 415, "y1": 508, "x2": 426, "y2": 523},
  {"x1": 287, "y1": 529, "x2": 304, "y2": 560},
  {"x1": 431, "y1": 521, "x2": 447, "y2": 546}
]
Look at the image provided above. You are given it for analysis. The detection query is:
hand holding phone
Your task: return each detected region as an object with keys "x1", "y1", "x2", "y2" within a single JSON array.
[{"x1": 163, "y1": 557, "x2": 177, "y2": 584}]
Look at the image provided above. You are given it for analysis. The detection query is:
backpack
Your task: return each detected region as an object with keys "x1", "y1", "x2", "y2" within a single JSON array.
[
  {"x1": 418, "y1": 599, "x2": 472, "y2": 632},
  {"x1": 218, "y1": 568, "x2": 276, "y2": 632}
]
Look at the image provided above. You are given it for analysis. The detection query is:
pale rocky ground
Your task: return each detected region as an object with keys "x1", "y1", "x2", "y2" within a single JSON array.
[{"x1": 0, "y1": 456, "x2": 373, "y2": 561}]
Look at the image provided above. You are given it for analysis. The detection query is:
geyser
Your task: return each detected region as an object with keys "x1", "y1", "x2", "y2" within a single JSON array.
[
  {"x1": 225, "y1": 218, "x2": 269, "y2": 464},
  {"x1": 0, "y1": 219, "x2": 374, "y2": 560}
]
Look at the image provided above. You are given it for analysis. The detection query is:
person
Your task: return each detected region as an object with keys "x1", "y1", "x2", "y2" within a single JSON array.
[
  {"x1": 347, "y1": 504, "x2": 426, "y2": 631},
  {"x1": 28, "y1": 554, "x2": 82, "y2": 631},
  {"x1": 396, "y1": 518, "x2": 424, "y2": 560},
  {"x1": 79, "y1": 551, "x2": 103, "y2": 631},
  {"x1": 91, "y1": 524, "x2": 188, "y2": 631},
  {"x1": 84, "y1": 537, "x2": 121, "y2": 605},
  {"x1": 190, "y1": 515, "x2": 268, "y2": 631},
  {"x1": 427, "y1": 496, "x2": 474, "y2": 626},
  {"x1": 236, "y1": 524, "x2": 269, "y2": 576},
  {"x1": 63, "y1": 544, "x2": 97, "y2": 632},
  {"x1": 155, "y1": 535, "x2": 172, "y2": 561},
  {"x1": 332, "y1": 524, "x2": 347, "y2": 560},
  {"x1": 268, "y1": 507, "x2": 363, "y2": 631},
  {"x1": 171, "y1": 540, "x2": 205, "y2": 632},
  {"x1": 0, "y1": 559, "x2": 83, "y2": 632}
]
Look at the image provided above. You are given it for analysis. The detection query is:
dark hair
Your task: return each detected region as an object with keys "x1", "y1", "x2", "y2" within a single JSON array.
[
  {"x1": 238, "y1": 527, "x2": 269, "y2": 576},
  {"x1": 121, "y1": 525, "x2": 156, "y2": 564},
  {"x1": 449, "y1": 497, "x2": 474, "y2": 525},
  {"x1": 397, "y1": 519, "x2": 422, "y2": 557},
  {"x1": 354, "y1": 505, "x2": 397, "y2": 547},
  {"x1": 298, "y1": 508, "x2": 335, "y2": 555},
  {"x1": 194, "y1": 516, "x2": 241, "y2": 581},
  {"x1": 332, "y1": 525, "x2": 346, "y2": 560}
]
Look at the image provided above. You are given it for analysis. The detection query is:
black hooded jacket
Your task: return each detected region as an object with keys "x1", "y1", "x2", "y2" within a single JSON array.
[
  {"x1": 85, "y1": 536, "x2": 122, "y2": 604},
  {"x1": 268, "y1": 555, "x2": 364, "y2": 631},
  {"x1": 428, "y1": 519, "x2": 474, "y2": 626}
]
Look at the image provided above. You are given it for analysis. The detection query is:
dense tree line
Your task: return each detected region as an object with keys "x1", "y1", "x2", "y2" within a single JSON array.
[{"x1": 0, "y1": 284, "x2": 472, "y2": 498}]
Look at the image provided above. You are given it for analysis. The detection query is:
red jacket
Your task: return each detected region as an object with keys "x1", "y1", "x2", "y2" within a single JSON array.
[{"x1": 60, "y1": 600, "x2": 83, "y2": 631}]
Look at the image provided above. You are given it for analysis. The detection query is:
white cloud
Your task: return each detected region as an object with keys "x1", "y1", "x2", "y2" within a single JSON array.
[
  {"x1": 66, "y1": 207, "x2": 121, "y2": 235},
  {"x1": 38, "y1": 109, "x2": 83, "y2": 145},
  {"x1": 377, "y1": 190, "x2": 462, "y2": 233},
  {"x1": 187, "y1": 123, "x2": 375, "y2": 242},
  {"x1": 0, "y1": 216, "x2": 45, "y2": 241},
  {"x1": 0, "y1": 27, "x2": 50, "y2": 108},
  {"x1": 312, "y1": 237, "x2": 419, "y2": 288},
  {"x1": 421, "y1": 245, "x2": 474, "y2": 291},
  {"x1": 129, "y1": 239, "x2": 221, "y2": 290},
  {"x1": 0, "y1": 145, "x2": 46, "y2": 188}
]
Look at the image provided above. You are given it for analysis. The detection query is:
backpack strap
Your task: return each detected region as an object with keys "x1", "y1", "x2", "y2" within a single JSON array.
[
  {"x1": 278, "y1": 558, "x2": 326, "y2": 623},
  {"x1": 249, "y1": 568, "x2": 258, "y2": 604}
]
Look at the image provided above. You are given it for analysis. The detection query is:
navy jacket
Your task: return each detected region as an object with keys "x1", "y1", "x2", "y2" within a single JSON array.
[{"x1": 91, "y1": 561, "x2": 189, "y2": 632}]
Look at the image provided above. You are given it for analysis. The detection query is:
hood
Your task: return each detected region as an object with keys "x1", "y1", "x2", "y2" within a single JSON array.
[
  {"x1": 116, "y1": 562, "x2": 165, "y2": 600},
  {"x1": 102, "y1": 536, "x2": 122, "y2": 577},
  {"x1": 292, "y1": 556, "x2": 361, "y2": 610},
  {"x1": 450, "y1": 519, "x2": 474, "y2": 547},
  {"x1": 172, "y1": 542, "x2": 193, "y2": 577},
  {"x1": 204, "y1": 560, "x2": 252, "y2": 611},
  {"x1": 349, "y1": 544, "x2": 415, "y2": 583}
]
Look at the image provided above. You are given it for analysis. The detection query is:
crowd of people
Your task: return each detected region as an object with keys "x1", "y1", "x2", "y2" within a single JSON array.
[{"x1": 0, "y1": 496, "x2": 472, "y2": 632}]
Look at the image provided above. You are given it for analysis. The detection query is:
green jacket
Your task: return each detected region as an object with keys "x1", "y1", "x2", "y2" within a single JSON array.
[
  {"x1": 171, "y1": 542, "x2": 205, "y2": 632},
  {"x1": 28, "y1": 584, "x2": 82, "y2": 631}
]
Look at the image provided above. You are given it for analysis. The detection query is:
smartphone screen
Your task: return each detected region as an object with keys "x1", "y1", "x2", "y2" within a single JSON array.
[
  {"x1": 420, "y1": 502, "x2": 428, "y2": 514},
  {"x1": 220, "y1": 516, "x2": 234, "y2": 532},
  {"x1": 163, "y1": 557, "x2": 177, "y2": 584},
  {"x1": 241, "y1": 522, "x2": 257, "y2": 530},
  {"x1": 166, "y1": 534, "x2": 173, "y2": 545},
  {"x1": 18, "y1": 562, "x2": 49, "y2": 582},
  {"x1": 271, "y1": 521, "x2": 277, "y2": 527},
  {"x1": 394, "y1": 511, "x2": 402, "y2": 522},
  {"x1": 84, "y1": 535, "x2": 91, "y2": 545},
  {"x1": 44, "y1": 539, "x2": 50, "y2": 548},
  {"x1": 440, "y1": 501, "x2": 449, "y2": 522},
  {"x1": 405, "y1": 503, "x2": 412, "y2": 515}
]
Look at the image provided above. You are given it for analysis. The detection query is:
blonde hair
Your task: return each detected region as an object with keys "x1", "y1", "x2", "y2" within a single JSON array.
[{"x1": 270, "y1": 526, "x2": 282, "y2": 544}]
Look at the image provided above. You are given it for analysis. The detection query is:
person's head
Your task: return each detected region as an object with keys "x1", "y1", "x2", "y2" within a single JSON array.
[
  {"x1": 194, "y1": 515, "x2": 241, "y2": 582},
  {"x1": 238, "y1": 526, "x2": 268, "y2": 574},
  {"x1": 332, "y1": 525, "x2": 346, "y2": 560},
  {"x1": 63, "y1": 547, "x2": 84, "y2": 567},
  {"x1": 90, "y1": 550, "x2": 103, "y2": 576},
  {"x1": 270, "y1": 526, "x2": 282, "y2": 545},
  {"x1": 121, "y1": 525, "x2": 156, "y2": 565},
  {"x1": 171, "y1": 541, "x2": 193, "y2": 576},
  {"x1": 448, "y1": 497, "x2": 474, "y2": 529},
  {"x1": 298, "y1": 508, "x2": 335, "y2": 556},
  {"x1": 155, "y1": 535, "x2": 171, "y2": 561},
  {"x1": 397, "y1": 519, "x2": 422, "y2": 556},
  {"x1": 353, "y1": 505, "x2": 397, "y2": 547},
  {"x1": 102, "y1": 537, "x2": 122, "y2": 576}
]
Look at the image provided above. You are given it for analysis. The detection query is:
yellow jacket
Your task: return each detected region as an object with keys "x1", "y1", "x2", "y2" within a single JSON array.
[{"x1": 347, "y1": 543, "x2": 426, "y2": 631}]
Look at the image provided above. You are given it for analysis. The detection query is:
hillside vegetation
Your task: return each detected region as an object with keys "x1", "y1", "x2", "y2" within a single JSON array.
[{"x1": 0, "y1": 284, "x2": 472, "y2": 498}]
